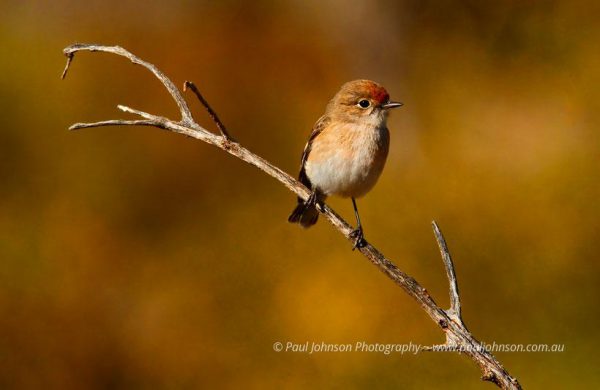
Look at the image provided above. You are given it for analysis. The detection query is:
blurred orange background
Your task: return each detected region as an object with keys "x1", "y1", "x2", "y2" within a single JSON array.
[{"x1": 1, "y1": 0, "x2": 598, "y2": 388}]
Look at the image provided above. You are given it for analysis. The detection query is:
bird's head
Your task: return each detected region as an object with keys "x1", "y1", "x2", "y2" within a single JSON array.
[{"x1": 326, "y1": 79, "x2": 402, "y2": 125}]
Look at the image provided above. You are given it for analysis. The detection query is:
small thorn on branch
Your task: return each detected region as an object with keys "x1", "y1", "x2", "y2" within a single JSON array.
[{"x1": 184, "y1": 81, "x2": 234, "y2": 142}]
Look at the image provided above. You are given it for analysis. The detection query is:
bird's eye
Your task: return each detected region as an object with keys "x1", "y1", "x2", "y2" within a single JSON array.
[{"x1": 358, "y1": 99, "x2": 370, "y2": 109}]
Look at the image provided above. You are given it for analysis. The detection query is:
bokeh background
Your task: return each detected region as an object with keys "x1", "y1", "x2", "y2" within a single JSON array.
[{"x1": 1, "y1": 0, "x2": 599, "y2": 388}]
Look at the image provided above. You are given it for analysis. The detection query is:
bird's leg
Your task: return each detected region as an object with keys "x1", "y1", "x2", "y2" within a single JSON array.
[
  {"x1": 349, "y1": 198, "x2": 366, "y2": 250},
  {"x1": 305, "y1": 190, "x2": 318, "y2": 208}
]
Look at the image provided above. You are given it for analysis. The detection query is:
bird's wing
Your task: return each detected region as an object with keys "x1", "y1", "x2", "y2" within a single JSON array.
[{"x1": 298, "y1": 115, "x2": 330, "y2": 188}]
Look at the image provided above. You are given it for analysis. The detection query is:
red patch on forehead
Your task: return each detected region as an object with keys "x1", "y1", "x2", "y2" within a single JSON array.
[{"x1": 369, "y1": 85, "x2": 389, "y2": 104}]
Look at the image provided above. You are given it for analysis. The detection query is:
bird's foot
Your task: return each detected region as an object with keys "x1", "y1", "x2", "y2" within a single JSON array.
[
  {"x1": 349, "y1": 228, "x2": 366, "y2": 250},
  {"x1": 305, "y1": 191, "x2": 318, "y2": 207},
  {"x1": 305, "y1": 190, "x2": 326, "y2": 212}
]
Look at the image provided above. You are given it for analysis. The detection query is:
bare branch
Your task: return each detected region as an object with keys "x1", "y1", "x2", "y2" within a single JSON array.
[
  {"x1": 62, "y1": 44, "x2": 522, "y2": 390},
  {"x1": 183, "y1": 81, "x2": 234, "y2": 141},
  {"x1": 117, "y1": 104, "x2": 161, "y2": 121},
  {"x1": 62, "y1": 43, "x2": 196, "y2": 126},
  {"x1": 61, "y1": 52, "x2": 73, "y2": 80},
  {"x1": 432, "y1": 221, "x2": 463, "y2": 323},
  {"x1": 69, "y1": 119, "x2": 159, "y2": 131}
]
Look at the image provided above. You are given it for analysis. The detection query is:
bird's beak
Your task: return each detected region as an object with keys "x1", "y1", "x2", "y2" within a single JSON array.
[{"x1": 382, "y1": 101, "x2": 403, "y2": 109}]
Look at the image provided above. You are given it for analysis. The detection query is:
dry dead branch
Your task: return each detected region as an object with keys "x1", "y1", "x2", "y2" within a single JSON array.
[{"x1": 62, "y1": 43, "x2": 522, "y2": 389}]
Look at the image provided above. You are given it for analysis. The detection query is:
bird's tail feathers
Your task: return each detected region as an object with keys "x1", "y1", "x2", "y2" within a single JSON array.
[{"x1": 288, "y1": 198, "x2": 319, "y2": 228}]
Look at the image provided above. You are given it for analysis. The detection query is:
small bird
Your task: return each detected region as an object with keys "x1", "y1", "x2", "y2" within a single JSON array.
[{"x1": 288, "y1": 80, "x2": 402, "y2": 249}]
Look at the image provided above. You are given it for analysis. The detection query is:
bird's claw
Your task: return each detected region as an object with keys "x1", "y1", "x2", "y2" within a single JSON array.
[
  {"x1": 349, "y1": 229, "x2": 366, "y2": 250},
  {"x1": 306, "y1": 191, "x2": 318, "y2": 207}
]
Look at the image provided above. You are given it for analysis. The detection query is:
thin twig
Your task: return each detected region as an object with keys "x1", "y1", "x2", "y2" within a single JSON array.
[
  {"x1": 432, "y1": 221, "x2": 463, "y2": 323},
  {"x1": 117, "y1": 105, "x2": 160, "y2": 121},
  {"x1": 183, "y1": 81, "x2": 234, "y2": 141},
  {"x1": 61, "y1": 43, "x2": 522, "y2": 390},
  {"x1": 62, "y1": 44, "x2": 196, "y2": 126},
  {"x1": 61, "y1": 53, "x2": 73, "y2": 80},
  {"x1": 70, "y1": 119, "x2": 159, "y2": 131}
]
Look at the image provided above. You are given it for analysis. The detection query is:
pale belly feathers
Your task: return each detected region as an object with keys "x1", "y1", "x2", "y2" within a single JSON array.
[{"x1": 305, "y1": 124, "x2": 389, "y2": 198}]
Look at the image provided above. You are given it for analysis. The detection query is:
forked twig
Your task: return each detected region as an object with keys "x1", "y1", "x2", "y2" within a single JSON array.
[
  {"x1": 61, "y1": 43, "x2": 522, "y2": 390},
  {"x1": 62, "y1": 43, "x2": 196, "y2": 126}
]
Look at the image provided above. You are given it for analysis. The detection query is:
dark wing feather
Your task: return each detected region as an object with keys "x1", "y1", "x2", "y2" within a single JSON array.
[
  {"x1": 288, "y1": 115, "x2": 330, "y2": 227},
  {"x1": 298, "y1": 115, "x2": 330, "y2": 189}
]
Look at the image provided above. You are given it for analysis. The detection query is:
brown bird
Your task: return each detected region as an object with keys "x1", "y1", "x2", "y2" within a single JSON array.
[{"x1": 288, "y1": 80, "x2": 402, "y2": 249}]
